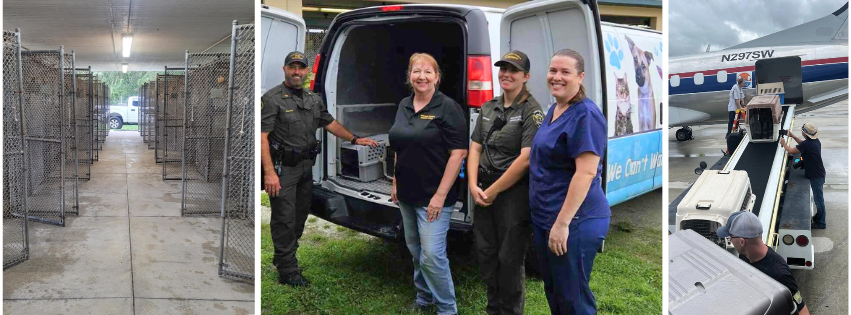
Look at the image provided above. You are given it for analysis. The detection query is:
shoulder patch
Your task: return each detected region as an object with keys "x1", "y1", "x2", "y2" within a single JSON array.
[
  {"x1": 532, "y1": 109, "x2": 544, "y2": 127},
  {"x1": 793, "y1": 291, "x2": 803, "y2": 304}
]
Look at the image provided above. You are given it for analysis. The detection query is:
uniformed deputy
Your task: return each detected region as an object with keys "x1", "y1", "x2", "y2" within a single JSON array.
[
  {"x1": 530, "y1": 49, "x2": 610, "y2": 314},
  {"x1": 467, "y1": 50, "x2": 543, "y2": 315},
  {"x1": 260, "y1": 51, "x2": 378, "y2": 287}
]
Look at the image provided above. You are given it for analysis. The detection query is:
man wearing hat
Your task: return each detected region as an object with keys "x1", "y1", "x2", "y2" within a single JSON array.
[
  {"x1": 780, "y1": 122, "x2": 827, "y2": 229},
  {"x1": 468, "y1": 50, "x2": 543, "y2": 315},
  {"x1": 260, "y1": 51, "x2": 378, "y2": 286},
  {"x1": 717, "y1": 211, "x2": 810, "y2": 315}
]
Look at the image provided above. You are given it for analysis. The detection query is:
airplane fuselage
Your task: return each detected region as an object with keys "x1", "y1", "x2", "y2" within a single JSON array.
[{"x1": 669, "y1": 45, "x2": 848, "y2": 127}]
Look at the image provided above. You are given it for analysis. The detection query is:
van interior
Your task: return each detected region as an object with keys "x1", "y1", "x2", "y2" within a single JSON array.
[{"x1": 323, "y1": 20, "x2": 468, "y2": 202}]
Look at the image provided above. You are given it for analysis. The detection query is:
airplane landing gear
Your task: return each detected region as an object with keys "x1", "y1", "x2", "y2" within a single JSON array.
[{"x1": 676, "y1": 127, "x2": 693, "y2": 141}]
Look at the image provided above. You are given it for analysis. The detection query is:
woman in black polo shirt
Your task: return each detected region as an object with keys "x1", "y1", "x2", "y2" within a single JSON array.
[
  {"x1": 389, "y1": 53, "x2": 467, "y2": 315},
  {"x1": 468, "y1": 50, "x2": 543, "y2": 315}
]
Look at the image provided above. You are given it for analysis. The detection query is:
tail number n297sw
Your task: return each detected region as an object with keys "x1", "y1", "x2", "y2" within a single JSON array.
[{"x1": 721, "y1": 50, "x2": 775, "y2": 62}]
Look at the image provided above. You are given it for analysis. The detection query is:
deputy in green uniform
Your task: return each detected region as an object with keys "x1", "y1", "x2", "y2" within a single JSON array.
[
  {"x1": 261, "y1": 51, "x2": 378, "y2": 287},
  {"x1": 467, "y1": 50, "x2": 544, "y2": 315}
]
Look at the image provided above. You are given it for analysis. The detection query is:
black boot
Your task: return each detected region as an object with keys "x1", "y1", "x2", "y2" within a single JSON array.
[{"x1": 279, "y1": 271, "x2": 311, "y2": 287}]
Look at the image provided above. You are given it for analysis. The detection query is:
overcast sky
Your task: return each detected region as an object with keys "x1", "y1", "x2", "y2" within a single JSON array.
[{"x1": 669, "y1": 0, "x2": 847, "y2": 56}]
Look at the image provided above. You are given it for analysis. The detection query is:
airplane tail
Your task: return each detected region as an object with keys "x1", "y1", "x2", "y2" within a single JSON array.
[{"x1": 727, "y1": 2, "x2": 848, "y2": 50}]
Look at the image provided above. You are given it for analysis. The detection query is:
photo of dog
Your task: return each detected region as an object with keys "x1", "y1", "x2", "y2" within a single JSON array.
[{"x1": 626, "y1": 35, "x2": 657, "y2": 132}]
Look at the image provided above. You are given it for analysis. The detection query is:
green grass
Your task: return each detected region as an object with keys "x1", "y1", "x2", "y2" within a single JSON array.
[
  {"x1": 261, "y1": 221, "x2": 661, "y2": 314},
  {"x1": 113, "y1": 124, "x2": 138, "y2": 131},
  {"x1": 261, "y1": 192, "x2": 270, "y2": 207}
]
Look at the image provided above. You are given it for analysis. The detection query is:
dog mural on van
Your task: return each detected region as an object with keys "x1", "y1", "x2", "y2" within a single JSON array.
[{"x1": 625, "y1": 35, "x2": 657, "y2": 132}]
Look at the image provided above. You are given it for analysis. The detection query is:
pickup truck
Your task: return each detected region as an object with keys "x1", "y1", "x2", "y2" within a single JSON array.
[{"x1": 109, "y1": 96, "x2": 139, "y2": 129}]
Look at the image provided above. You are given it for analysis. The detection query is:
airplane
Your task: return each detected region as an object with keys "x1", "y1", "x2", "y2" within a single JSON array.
[{"x1": 669, "y1": 2, "x2": 849, "y2": 141}]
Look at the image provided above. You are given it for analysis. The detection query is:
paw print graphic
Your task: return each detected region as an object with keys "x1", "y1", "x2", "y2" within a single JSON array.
[
  {"x1": 603, "y1": 33, "x2": 624, "y2": 70},
  {"x1": 654, "y1": 42, "x2": 663, "y2": 59}
]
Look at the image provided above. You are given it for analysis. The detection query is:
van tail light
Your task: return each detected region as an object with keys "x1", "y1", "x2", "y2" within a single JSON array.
[
  {"x1": 796, "y1": 235, "x2": 809, "y2": 247},
  {"x1": 381, "y1": 5, "x2": 403, "y2": 11},
  {"x1": 467, "y1": 55, "x2": 493, "y2": 108},
  {"x1": 309, "y1": 54, "x2": 321, "y2": 91}
]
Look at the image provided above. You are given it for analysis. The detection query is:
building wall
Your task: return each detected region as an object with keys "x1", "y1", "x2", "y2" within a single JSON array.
[{"x1": 263, "y1": 0, "x2": 304, "y2": 16}]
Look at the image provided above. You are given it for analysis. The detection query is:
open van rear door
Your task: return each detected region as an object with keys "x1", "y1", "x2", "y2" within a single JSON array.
[
  {"x1": 500, "y1": 0, "x2": 606, "y2": 113},
  {"x1": 261, "y1": 5, "x2": 306, "y2": 94},
  {"x1": 500, "y1": 0, "x2": 608, "y2": 190}
]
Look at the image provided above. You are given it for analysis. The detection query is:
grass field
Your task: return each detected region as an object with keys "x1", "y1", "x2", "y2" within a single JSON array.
[{"x1": 260, "y1": 192, "x2": 661, "y2": 314}]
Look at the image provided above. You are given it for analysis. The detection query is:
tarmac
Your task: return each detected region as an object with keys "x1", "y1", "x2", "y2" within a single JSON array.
[
  {"x1": 3, "y1": 130, "x2": 254, "y2": 315},
  {"x1": 668, "y1": 99, "x2": 849, "y2": 314}
]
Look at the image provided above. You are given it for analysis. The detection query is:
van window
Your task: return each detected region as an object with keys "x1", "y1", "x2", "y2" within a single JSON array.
[
  {"x1": 694, "y1": 73, "x2": 704, "y2": 85},
  {"x1": 670, "y1": 75, "x2": 680, "y2": 87},
  {"x1": 132, "y1": 100, "x2": 138, "y2": 107},
  {"x1": 717, "y1": 70, "x2": 727, "y2": 83}
]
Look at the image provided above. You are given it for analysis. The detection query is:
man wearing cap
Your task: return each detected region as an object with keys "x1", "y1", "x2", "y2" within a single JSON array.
[
  {"x1": 717, "y1": 211, "x2": 810, "y2": 315},
  {"x1": 261, "y1": 51, "x2": 378, "y2": 287},
  {"x1": 468, "y1": 50, "x2": 543, "y2": 315},
  {"x1": 780, "y1": 122, "x2": 827, "y2": 229},
  {"x1": 727, "y1": 77, "x2": 746, "y2": 137}
]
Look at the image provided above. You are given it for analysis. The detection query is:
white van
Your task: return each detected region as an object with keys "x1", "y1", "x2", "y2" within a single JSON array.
[
  {"x1": 263, "y1": 0, "x2": 663, "y2": 239},
  {"x1": 260, "y1": 4, "x2": 306, "y2": 94}
]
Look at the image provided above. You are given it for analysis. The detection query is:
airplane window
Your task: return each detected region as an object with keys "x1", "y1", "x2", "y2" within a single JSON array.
[
  {"x1": 717, "y1": 70, "x2": 727, "y2": 83},
  {"x1": 670, "y1": 75, "x2": 680, "y2": 87},
  {"x1": 694, "y1": 73, "x2": 704, "y2": 85}
]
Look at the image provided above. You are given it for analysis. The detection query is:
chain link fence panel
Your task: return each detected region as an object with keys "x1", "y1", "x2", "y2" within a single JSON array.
[
  {"x1": 21, "y1": 49, "x2": 67, "y2": 226},
  {"x1": 140, "y1": 83, "x2": 149, "y2": 143},
  {"x1": 75, "y1": 67, "x2": 93, "y2": 178},
  {"x1": 163, "y1": 68, "x2": 186, "y2": 180},
  {"x1": 146, "y1": 80, "x2": 157, "y2": 149},
  {"x1": 4, "y1": 29, "x2": 29, "y2": 269},
  {"x1": 155, "y1": 74, "x2": 166, "y2": 163},
  {"x1": 218, "y1": 22, "x2": 255, "y2": 281},
  {"x1": 62, "y1": 52, "x2": 79, "y2": 215},
  {"x1": 304, "y1": 28, "x2": 326, "y2": 70},
  {"x1": 181, "y1": 52, "x2": 229, "y2": 216}
]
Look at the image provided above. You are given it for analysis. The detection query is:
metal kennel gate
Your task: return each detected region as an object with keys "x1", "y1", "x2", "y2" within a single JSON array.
[
  {"x1": 4, "y1": 29, "x2": 29, "y2": 269},
  {"x1": 92, "y1": 76, "x2": 102, "y2": 158},
  {"x1": 75, "y1": 67, "x2": 93, "y2": 179},
  {"x1": 140, "y1": 83, "x2": 148, "y2": 143},
  {"x1": 162, "y1": 67, "x2": 186, "y2": 180},
  {"x1": 181, "y1": 51, "x2": 230, "y2": 216},
  {"x1": 155, "y1": 74, "x2": 166, "y2": 163},
  {"x1": 218, "y1": 22, "x2": 255, "y2": 280},
  {"x1": 147, "y1": 80, "x2": 157, "y2": 150},
  {"x1": 20, "y1": 47, "x2": 71, "y2": 226},
  {"x1": 62, "y1": 52, "x2": 79, "y2": 215}
]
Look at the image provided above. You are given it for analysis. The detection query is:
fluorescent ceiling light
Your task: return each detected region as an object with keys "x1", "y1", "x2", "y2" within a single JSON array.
[
  {"x1": 121, "y1": 63, "x2": 128, "y2": 73},
  {"x1": 122, "y1": 35, "x2": 132, "y2": 57}
]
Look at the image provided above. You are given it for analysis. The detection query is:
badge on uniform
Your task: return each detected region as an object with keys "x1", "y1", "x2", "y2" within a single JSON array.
[
  {"x1": 793, "y1": 291, "x2": 803, "y2": 304},
  {"x1": 532, "y1": 110, "x2": 544, "y2": 127},
  {"x1": 285, "y1": 109, "x2": 294, "y2": 113},
  {"x1": 420, "y1": 114, "x2": 436, "y2": 120}
]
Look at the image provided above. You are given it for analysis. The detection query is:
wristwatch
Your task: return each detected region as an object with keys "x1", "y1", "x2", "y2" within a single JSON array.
[{"x1": 351, "y1": 134, "x2": 359, "y2": 145}]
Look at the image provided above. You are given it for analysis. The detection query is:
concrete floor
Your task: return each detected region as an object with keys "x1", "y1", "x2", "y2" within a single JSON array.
[
  {"x1": 3, "y1": 131, "x2": 254, "y2": 315},
  {"x1": 668, "y1": 99, "x2": 849, "y2": 314}
]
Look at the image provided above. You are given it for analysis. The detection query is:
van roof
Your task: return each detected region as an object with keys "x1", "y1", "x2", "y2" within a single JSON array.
[
  {"x1": 601, "y1": 21, "x2": 662, "y2": 34},
  {"x1": 261, "y1": 4, "x2": 306, "y2": 25}
]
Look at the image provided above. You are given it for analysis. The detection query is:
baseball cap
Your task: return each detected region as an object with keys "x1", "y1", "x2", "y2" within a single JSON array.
[
  {"x1": 285, "y1": 51, "x2": 308, "y2": 67},
  {"x1": 716, "y1": 211, "x2": 762, "y2": 239},
  {"x1": 494, "y1": 50, "x2": 530, "y2": 72},
  {"x1": 801, "y1": 122, "x2": 819, "y2": 139}
]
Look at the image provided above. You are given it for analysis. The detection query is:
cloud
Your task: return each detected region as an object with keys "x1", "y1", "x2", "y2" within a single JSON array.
[{"x1": 670, "y1": 0, "x2": 847, "y2": 56}]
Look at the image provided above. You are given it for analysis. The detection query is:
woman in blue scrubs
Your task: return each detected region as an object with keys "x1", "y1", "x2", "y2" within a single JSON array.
[{"x1": 529, "y1": 49, "x2": 611, "y2": 315}]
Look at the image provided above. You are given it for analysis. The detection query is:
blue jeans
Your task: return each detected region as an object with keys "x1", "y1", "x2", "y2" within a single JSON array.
[
  {"x1": 533, "y1": 217, "x2": 610, "y2": 315},
  {"x1": 810, "y1": 177, "x2": 826, "y2": 228},
  {"x1": 399, "y1": 202, "x2": 457, "y2": 315}
]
